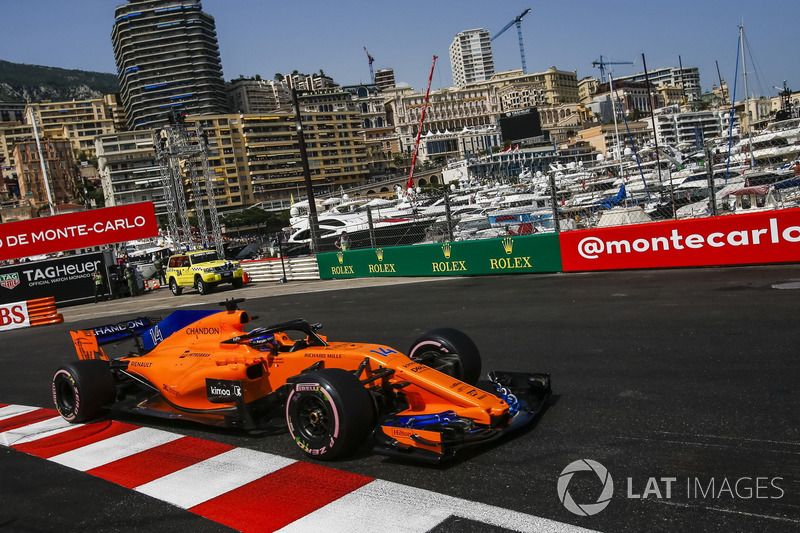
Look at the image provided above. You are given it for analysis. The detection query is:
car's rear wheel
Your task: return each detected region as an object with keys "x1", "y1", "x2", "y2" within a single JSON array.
[
  {"x1": 196, "y1": 276, "x2": 213, "y2": 295},
  {"x1": 52, "y1": 360, "x2": 115, "y2": 423},
  {"x1": 169, "y1": 278, "x2": 182, "y2": 296},
  {"x1": 408, "y1": 328, "x2": 482, "y2": 385},
  {"x1": 285, "y1": 368, "x2": 374, "y2": 460},
  {"x1": 232, "y1": 277, "x2": 244, "y2": 289}
]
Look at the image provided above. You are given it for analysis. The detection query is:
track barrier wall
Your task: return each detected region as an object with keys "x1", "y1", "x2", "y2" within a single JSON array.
[
  {"x1": 0, "y1": 297, "x2": 63, "y2": 332},
  {"x1": 315, "y1": 207, "x2": 800, "y2": 279}
]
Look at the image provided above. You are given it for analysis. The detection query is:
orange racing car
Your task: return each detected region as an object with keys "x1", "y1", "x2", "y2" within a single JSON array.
[{"x1": 52, "y1": 299, "x2": 550, "y2": 463}]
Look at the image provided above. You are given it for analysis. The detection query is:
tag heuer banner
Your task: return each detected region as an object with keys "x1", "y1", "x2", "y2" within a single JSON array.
[{"x1": 0, "y1": 252, "x2": 107, "y2": 305}]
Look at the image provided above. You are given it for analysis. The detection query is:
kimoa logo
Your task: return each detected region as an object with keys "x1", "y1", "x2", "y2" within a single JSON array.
[{"x1": 558, "y1": 459, "x2": 614, "y2": 516}]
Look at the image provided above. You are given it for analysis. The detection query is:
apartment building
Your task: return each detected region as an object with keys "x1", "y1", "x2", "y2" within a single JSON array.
[
  {"x1": 343, "y1": 84, "x2": 398, "y2": 177},
  {"x1": 450, "y1": 29, "x2": 495, "y2": 88},
  {"x1": 112, "y1": 0, "x2": 229, "y2": 130},
  {"x1": 614, "y1": 66, "x2": 702, "y2": 103},
  {"x1": 649, "y1": 106, "x2": 729, "y2": 146},
  {"x1": 374, "y1": 68, "x2": 396, "y2": 91},
  {"x1": 227, "y1": 78, "x2": 291, "y2": 113},
  {"x1": 26, "y1": 95, "x2": 126, "y2": 159},
  {"x1": 95, "y1": 130, "x2": 165, "y2": 216},
  {"x1": 385, "y1": 82, "x2": 502, "y2": 163},
  {"x1": 13, "y1": 139, "x2": 78, "y2": 209}
]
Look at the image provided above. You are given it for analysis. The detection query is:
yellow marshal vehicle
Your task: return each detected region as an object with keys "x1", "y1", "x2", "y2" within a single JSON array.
[{"x1": 165, "y1": 249, "x2": 244, "y2": 295}]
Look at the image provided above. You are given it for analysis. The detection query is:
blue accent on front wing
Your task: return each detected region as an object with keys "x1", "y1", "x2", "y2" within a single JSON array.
[{"x1": 393, "y1": 411, "x2": 458, "y2": 428}]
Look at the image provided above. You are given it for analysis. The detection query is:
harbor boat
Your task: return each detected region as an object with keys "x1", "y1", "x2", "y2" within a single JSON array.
[{"x1": 284, "y1": 212, "x2": 435, "y2": 255}]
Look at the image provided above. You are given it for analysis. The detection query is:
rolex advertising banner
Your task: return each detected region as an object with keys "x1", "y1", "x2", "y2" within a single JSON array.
[
  {"x1": 0, "y1": 252, "x2": 108, "y2": 305},
  {"x1": 317, "y1": 233, "x2": 562, "y2": 279}
]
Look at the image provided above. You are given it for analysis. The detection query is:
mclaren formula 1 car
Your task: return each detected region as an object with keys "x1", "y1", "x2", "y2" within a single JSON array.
[{"x1": 53, "y1": 299, "x2": 550, "y2": 463}]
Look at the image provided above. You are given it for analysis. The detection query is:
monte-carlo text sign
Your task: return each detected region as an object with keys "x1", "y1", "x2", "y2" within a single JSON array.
[
  {"x1": 560, "y1": 207, "x2": 800, "y2": 271},
  {"x1": 317, "y1": 233, "x2": 562, "y2": 279},
  {"x1": 0, "y1": 203, "x2": 158, "y2": 261}
]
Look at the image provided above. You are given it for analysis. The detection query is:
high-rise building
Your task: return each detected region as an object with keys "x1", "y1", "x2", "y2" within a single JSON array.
[
  {"x1": 111, "y1": 0, "x2": 229, "y2": 130},
  {"x1": 449, "y1": 29, "x2": 494, "y2": 88}
]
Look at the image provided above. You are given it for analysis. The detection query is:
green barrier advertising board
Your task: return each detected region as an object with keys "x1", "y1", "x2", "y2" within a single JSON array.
[{"x1": 317, "y1": 233, "x2": 562, "y2": 279}]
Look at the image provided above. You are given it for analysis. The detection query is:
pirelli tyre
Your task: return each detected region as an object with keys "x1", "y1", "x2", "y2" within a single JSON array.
[
  {"x1": 52, "y1": 360, "x2": 115, "y2": 423},
  {"x1": 408, "y1": 328, "x2": 482, "y2": 385},
  {"x1": 169, "y1": 278, "x2": 182, "y2": 296},
  {"x1": 285, "y1": 368, "x2": 374, "y2": 460}
]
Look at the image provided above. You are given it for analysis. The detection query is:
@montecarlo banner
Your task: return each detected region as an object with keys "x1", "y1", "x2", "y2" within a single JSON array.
[
  {"x1": 560, "y1": 207, "x2": 800, "y2": 272},
  {"x1": 0, "y1": 202, "x2": 158, "y2": 262}
]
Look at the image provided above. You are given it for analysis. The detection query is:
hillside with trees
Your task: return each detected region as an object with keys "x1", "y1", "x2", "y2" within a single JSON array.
[{"x1": 0, "y1": 60, "x2": 119, "y2": 102}]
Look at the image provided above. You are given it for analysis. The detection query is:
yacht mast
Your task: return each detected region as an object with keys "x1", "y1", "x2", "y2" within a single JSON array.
[
  {"x1": 739, "y1": 24, "x2": 754, "y2": 165},
  {"x1": 608, "y1": 76, "x2": 625, "y2": 180}
]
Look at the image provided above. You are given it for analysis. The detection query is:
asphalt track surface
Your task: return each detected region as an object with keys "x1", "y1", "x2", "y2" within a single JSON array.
[{"x1": 1, "y1": 265, "x2": 799, "y2": 532}]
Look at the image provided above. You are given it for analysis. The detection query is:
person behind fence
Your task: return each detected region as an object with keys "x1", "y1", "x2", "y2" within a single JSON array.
[
  {"x1": 335, "y1": 230, "x2": 349, "y2": 251},
  {"x1": 124, "y1": 263, "x2": 139, "y2": 297},
  {"x1": 93, "y1": 269, "x2": 105, "y2": 303}
]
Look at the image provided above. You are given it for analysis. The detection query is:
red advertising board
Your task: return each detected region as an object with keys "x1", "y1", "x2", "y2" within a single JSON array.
[
  {"x1": 0, "y1": 203, "x2": 158, "y2": 261},
  {"x1": 560, "y1": 207, "x2": 800, "y2": 271}
]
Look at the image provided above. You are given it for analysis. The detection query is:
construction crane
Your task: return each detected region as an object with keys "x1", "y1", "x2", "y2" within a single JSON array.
[
  {"x1": 491, "y1": 8, "x2": 531, "y2": 74},
  {"x1": 592, "y1": 55, "x2": 633, "y2": 83},
  {"x1": 364, "y1": 46, "x2": 375, "y2": 84}
]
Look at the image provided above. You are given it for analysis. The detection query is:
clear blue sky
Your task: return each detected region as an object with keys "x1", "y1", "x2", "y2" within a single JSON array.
[{"x1": 2, "y1": 0, "x2": 796, "y2": 99}]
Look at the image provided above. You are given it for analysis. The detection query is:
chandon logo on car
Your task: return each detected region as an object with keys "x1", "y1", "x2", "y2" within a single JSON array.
[
  {"x1": 186, "y1": 326, "x2": 220, "y2": 337},
  {"x1": 206, "y1": 378, "x2": 243, "y2": 403}
]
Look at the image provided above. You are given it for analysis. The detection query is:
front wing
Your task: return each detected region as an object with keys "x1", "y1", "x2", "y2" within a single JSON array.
[{"x1": 374, "y1": 371, "x2": 552, "y2": 463}]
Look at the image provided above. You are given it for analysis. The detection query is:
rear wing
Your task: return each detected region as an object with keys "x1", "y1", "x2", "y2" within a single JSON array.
[
  {"x1": 69, "y1": 316, "x2": 160, "y2": 361},
  {"x1": 69, "y1": 310, "x2": 220, "y2": 360}
]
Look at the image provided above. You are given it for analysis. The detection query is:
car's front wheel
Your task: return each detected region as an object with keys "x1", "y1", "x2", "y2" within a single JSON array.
[
  {"x1": 408, "y1": 328, "x2": 482, "y2": 385},
  {"x1": 52, "y1": 360, "x2": 115, "y2": 423},
  {"x1": 169, "y1": 278, "x2": 182, "y2": 295},
  {"x1": 285, "y1": 368, "x2": 374, "y2": 460}
]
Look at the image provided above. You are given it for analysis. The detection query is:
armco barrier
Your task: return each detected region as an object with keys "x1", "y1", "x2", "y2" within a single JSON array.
[
  {"x1": 0, "y1": 297, "x2": 63, "y2": 332},
  {"x1": 25, "y1": 297, "x2": 64, "y2": 326},
  {"x1": 241, "y1": 256, "x2": 320, "y2": 283}
]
